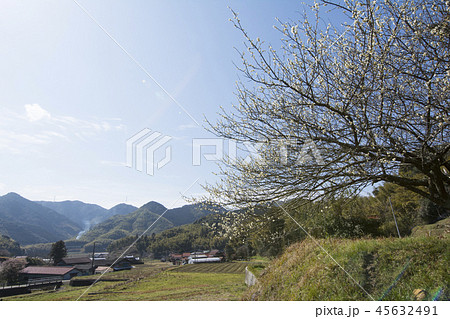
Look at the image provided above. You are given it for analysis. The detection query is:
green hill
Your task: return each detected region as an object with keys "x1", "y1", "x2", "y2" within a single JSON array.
[
  {"x1": 78, "y1": 206, "x2": 174, "y2": 251},
  {"x1": 165, "y1": 204, "x2": 224, "y2": 226},
  {"x1": 78, "y1": 202, "x2": 222, "y2": 252},
  {"x1": 108, "y1": 213, "x2": 228, "y2": 257},
  {"x1": 0, "y1": 193, "x2": 81, "y2": 245},
  {"x1": 411, "y1": 217, "x2": 450, "y2": 238},
  {"x1": 0, "y1": 235, "x2": 23, "y2": 256},
  {"x1": 244, "y1": 236, "x2": 449, "y2": 301},
  {"x1": 143, "y1": 202, "x2": 223, "y2": 226},
  {"x1": 108, "y1": 203, "x2": 138, "y2": 216}
]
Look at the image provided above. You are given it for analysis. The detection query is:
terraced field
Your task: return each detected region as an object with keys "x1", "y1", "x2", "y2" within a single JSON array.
[
  {"x1": 172, "y1": 262, "x2": 248, "y2": 274},
  {"x1": 4, "y1": 261, "x2": 248, "y2": 301}
]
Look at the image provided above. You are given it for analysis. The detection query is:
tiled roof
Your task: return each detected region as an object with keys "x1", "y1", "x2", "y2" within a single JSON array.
[
  {"x1": 61, "y1": 257, "x2": 91, "y2": 264},
  {"x1": 20, "y1": 266, "x2": 76, "y2": 276}
]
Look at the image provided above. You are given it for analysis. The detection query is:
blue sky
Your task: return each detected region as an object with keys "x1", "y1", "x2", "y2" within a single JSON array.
[{"x1": 0, "y1": 0, "x2": 345, "y2": 208}]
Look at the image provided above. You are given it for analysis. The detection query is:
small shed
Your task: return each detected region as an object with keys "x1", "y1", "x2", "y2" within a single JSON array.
[
  {"x1": 112, "y1": 258, "x2": 132, "y2": 271},
  {"x1": 95, "y1": 266, "x2": 113, "y2": 274}
]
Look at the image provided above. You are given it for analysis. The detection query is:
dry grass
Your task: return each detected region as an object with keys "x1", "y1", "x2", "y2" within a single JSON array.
[{"x1": 243, "y1": 236, "x2": 449, "y2": 301}]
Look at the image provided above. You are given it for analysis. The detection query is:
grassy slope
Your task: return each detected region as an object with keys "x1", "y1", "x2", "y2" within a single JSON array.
[
  {"x1": 244, "y1": 236, "x2": 449, "y2": 301},
  {"x1": 4, "y1": 262, "x2": 247, "y2": 301},
  {"x1": 411, "y1": 217, "x2": 450, "y2": 238}
]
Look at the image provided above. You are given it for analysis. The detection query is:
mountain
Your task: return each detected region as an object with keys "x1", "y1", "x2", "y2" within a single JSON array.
[
  {"x1": 152, "y1": 203, "x2": 224, "y2": 226},
  {"x1": 78, "y1": 201, "x2": 223, "y2": 252},
  {"x1": 78, "y1": 203, "x2": 174, "y2": 251},
  {"x1": 108, "y1": 213, "x2": 229, "y2": 258},
  {"x1": 0, "y1": 193, "x2": 81, "y2": 245},
  {"x1": 36, "y1": 200, "x2": 110, "y2": 228},
  {"x1": 108, "y1": 203, "x2": 138, "y2": 216}
]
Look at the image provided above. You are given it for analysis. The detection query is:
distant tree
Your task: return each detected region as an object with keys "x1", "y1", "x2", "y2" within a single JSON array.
[
  {"x1": 26, "y1": 257, "x2": 44, "y2": 266},
  {"x1": 235, "y1": 245, "x2": 249, "y2": 260},
  {"x1": 136, "y1": 235, "x2": 150, "y2": 258},
  {"x1": 0, "y1": 235, "x2": 23, "y2": 257},
  {"x1": 0, "y1": 258, "x2": 26, "y2": 284},
  {"x1": 225, "y1": 244, "x2": 235, "y2": 261},
  {"x1": 49, "y1": 240, "x2": 67, "y2": 265},
  {"x1": 203, "y1": 0, "x2": 450, "y2": 211}
]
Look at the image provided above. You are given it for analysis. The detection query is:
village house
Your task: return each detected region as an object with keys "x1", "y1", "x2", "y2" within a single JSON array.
[
  {"x1": 169, "y1": 253, "x2": 183, "y2": 265},
  {"x1": 182, "y1": 252, "x2": 191, "y2": 261},
  {"x1": 57, "y1": 256, "x2": 96, "y2": 276},
  {"x1": 58, "y1": 256, "x2": 91, "y2": 266},
  {"x1": 20, "y1": 266, "x2": 81, "y2": 281},
  {"x1": 92, "y1": 257, "x2": 133, "y2": 271}
]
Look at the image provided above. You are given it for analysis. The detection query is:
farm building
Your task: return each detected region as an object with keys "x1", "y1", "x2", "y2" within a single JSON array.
[
  {"x1": 188, "y1": 257, "x2": 221, "y2": 264},
  {"x1": 169, "y1": 254, "x2": 183, "y2": 265},
  {"x1": 182, "y1": 252, "x2": 191, "y2": 259},
  {"x1": 57, "y1": 256, "x2": 96, "y2": 275},
  {"x1": 20, "y1": 266, "x2": 81, "y2": 281},
  {"x1": 112, "y1": 258, "x2": 132, "y2": 271},
  {"x1": 94, "y1": 266, "x2": 113, "y2": 274},
  {"x1": 93, "y1": 252, "x2": 109, "y2": 258},
  {"x1": 167, "y1": 250, "x2": 224, "y2": 265},
  {"x1": 58, "y1": 257, "x2": 91, "y2": 266}
]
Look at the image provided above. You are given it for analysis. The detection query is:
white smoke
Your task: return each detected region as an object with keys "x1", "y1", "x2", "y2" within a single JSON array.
[{"x1": 76, "y1": 220, "x2": 91, "y2": 239}]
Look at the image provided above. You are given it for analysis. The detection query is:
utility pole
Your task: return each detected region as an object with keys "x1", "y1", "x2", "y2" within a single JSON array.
[
  {"x1": 389, "y1": 198, "x2": 401, "y2": 238},
  {"x1": 90, "y1": 242, "x2": 96, "y2": 275}
]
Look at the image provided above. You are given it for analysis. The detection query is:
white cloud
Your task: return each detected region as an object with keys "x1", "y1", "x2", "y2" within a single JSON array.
[
  {"x1": 0, "y1": 104, "x2": 126, "y2": 153},
  {"x1": 25, "y1": 103, "x2": 51, "y2": 122}
]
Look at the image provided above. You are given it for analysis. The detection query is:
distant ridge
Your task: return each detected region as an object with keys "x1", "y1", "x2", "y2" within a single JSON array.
[
  {"x1": 0, "y1": 193, "x2": 81, "y2": 245},
  {"x1": 78, "y1": 202, "x2": 174, "y2": 251},
  {"x1": 36, "y1": 200, "x2": 109, "y2": 228},
  {"x1": 0, "y1": 192, "x2": 224, "y2": 251},
  {"x1": 108, "y1": 203, "x2": 138, "y2": 216},
  {"x1": 78, "y1": 201, "x2": 222, "y2": 251}
]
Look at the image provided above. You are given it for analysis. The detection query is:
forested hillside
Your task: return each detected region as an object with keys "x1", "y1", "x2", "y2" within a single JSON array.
[
  {"x1": 0, "y1": 193, "x2": 81, "y2": 245},
  {"x1": 108, "y1": 214, "x2": 228, "y2": 257},
  {"x1": 37, "y1": 200, "x2": 111, "y2": 229},
  {"x1": 0, "y1": 235, "x2": 23, "y2": 256},
  {"x1": 78, "y1": 202, "x2": 222, "y2": 252}
]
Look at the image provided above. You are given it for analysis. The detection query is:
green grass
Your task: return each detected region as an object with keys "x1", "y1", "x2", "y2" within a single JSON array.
[
  {"x1": 411, "y1": 217, "x2": 449, "y2": 238},
  {"x1": 249, "y1": 255, "x2": 271, "y2": 263},
  {"x1": 243, "y1": 236, "x2": 449, "y2": 301},
  {"x1": 3, "y1": 262, "x2": 247, "y2": 301},
  {"x1": 247, "y1": 263, "x2": 266, "y2": 277}
]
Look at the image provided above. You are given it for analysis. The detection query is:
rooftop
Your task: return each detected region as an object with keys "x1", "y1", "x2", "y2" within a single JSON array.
[
  {"x1": 20, "y1": 266, "x2": 76, "y2": 276},
  {"x1": 61, "y1": 257, "x2": 91, "y2": 265}
]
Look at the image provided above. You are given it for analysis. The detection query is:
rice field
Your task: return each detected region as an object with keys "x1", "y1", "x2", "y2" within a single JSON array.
[
  {"x1": 3, "y1": 261, "x2": 248, "y2": 301},
  {"x1": 171, "y1": 262, "x2": 248, "y2": 274}
]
